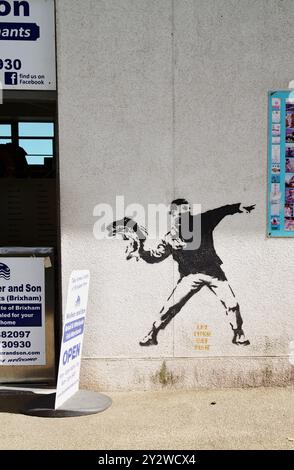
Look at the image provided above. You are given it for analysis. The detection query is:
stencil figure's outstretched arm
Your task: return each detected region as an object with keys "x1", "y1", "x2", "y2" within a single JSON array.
[{"x1": 204, "y1": 203, "x2": 256, "y2": 230}]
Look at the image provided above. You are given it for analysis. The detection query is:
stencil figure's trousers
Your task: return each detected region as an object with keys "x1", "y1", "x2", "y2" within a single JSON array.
[{"x1": 153, "y1": 273, "x2": 243, "y2": 332}]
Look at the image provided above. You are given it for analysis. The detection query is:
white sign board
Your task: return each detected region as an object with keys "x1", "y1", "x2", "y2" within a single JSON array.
[
  {"x1": 0, "y1": 0, "x2": 56, "y2": 90},
  {"x1": 55, "y1": 270, "x2": 90, "y2": 409},
  {"x1": 0, "y1": 257, "x2": 45, "y2": 365}
]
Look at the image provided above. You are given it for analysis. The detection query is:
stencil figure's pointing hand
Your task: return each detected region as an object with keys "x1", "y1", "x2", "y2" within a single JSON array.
[{"x1": 241, "y1": 204, "x2": 256, "y2": 214}]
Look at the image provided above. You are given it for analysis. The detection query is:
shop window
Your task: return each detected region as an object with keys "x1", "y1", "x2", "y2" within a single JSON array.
[
  {"x1": 0, "y1": 124, "x2": 12, "y2": 144},
  {"x1": 18, "y1": 122, "x2": 54, "y2": 166}
]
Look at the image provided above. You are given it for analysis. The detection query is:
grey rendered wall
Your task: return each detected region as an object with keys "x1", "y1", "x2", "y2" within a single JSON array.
[{"x1": 56, "y1": 0, "x2": 294, "y2": 390}]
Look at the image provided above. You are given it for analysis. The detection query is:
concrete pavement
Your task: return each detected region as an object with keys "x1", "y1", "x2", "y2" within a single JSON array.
[{"x1": 0, "y1": 387, "x2": 293, "y2": 450}]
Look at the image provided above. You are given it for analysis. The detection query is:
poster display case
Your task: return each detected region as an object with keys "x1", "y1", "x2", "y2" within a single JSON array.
[{"x1": 268, "y1": 90, "x2": 294, "y2": 236}]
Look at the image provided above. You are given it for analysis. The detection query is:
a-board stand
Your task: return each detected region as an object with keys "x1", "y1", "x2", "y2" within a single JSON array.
[
  {"x1": 21, "y1": 271, "x2": 112, "y2": 418},
  {"x1": 22, "y1": 389, "x2": 112, "y2": 418}
]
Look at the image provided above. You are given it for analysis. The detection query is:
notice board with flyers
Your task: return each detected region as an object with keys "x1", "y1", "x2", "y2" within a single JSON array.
[{"x1": 268, "y1": 90, "x2": 294, "y2": 236}]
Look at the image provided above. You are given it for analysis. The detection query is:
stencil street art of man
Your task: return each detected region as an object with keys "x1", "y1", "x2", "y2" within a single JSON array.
[{"x1": 108, "y1": 199, "x2": 255, "y2": 347}]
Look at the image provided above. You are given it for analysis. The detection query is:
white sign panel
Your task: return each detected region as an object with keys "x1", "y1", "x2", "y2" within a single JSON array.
[
  {"x1": 0, "y1": 257, "x2": 45, "y2": 366},
  {"x1": 0, "y1": 0, "x2": 56, "y2": 90},
  {"x1": 55, "y1": 270, "x2": 90, "y2": 409}
]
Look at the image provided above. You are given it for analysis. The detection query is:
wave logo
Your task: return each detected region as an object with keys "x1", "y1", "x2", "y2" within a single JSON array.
[{"x1": 0, "y1": 263, "x2": 10, "y2": 280}]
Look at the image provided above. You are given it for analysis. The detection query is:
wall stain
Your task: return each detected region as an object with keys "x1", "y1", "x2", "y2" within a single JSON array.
[
  {"x1": 261, "y1": 365, "x2": 273, "y2": 386},
  {"x1": 151, "y1": 361, "x2": 180, "y2": 387}
]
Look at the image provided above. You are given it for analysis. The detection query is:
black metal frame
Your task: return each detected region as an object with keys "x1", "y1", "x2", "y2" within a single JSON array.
[
  {"x1": 0, "y1": 94, "x2": 61, "y2": 386},
  {"x1": 0, "y1": 0, "x2": 62, "y2": 387}
]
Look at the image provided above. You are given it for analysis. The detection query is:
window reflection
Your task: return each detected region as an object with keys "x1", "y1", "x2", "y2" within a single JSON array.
[
  {"x1": 0, "y1": 121, "x2": 55, "y2": 178},
  {"x1": 0, "y1": 143, "x2": 29, "y2": 178}
]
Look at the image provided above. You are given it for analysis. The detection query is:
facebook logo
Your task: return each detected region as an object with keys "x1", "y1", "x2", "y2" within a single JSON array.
[{"x1": 4, "y1": 72, "x2": 18, "y2": 85}]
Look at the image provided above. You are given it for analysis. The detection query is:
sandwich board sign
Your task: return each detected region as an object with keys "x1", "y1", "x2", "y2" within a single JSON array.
[
  {"x1": 0, "y1": 0, "x2": 56, "y2": 90},
  {"x1": 55, "y1": 270, "x2": 90, "y2": 409}
]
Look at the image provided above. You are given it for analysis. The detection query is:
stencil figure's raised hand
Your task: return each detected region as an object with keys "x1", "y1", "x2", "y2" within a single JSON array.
[{"x1": 107, "y1": 217, "x2": 148, "y2": 261}]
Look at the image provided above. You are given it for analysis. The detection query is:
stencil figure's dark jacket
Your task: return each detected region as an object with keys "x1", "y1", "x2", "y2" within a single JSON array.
[{"x1": 139, "y1": 203, "x2": 241, "y2": 281}]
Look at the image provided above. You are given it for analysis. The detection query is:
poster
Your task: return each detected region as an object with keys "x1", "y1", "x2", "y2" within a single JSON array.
[
  {"x1": 0, "y1": 257, "x2": 45, "y2": 365},
  {"x1": 0, "y1": 0, "x2": 56, "y2": 90},
  {"x1": 268, "y1": 91, "x2": 294, "y2": 236},
  {"x1": 55, "y1": 270, "x2": 90, "y2": 409}
]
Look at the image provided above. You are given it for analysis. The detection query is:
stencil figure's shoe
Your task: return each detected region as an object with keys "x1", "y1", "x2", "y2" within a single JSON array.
[
  {"x1": 232, "y1": 329, "x2": 250, "y2": 346},
  {"x1": 139, "y1": 324, "x2": 158, "y2": 347}
]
